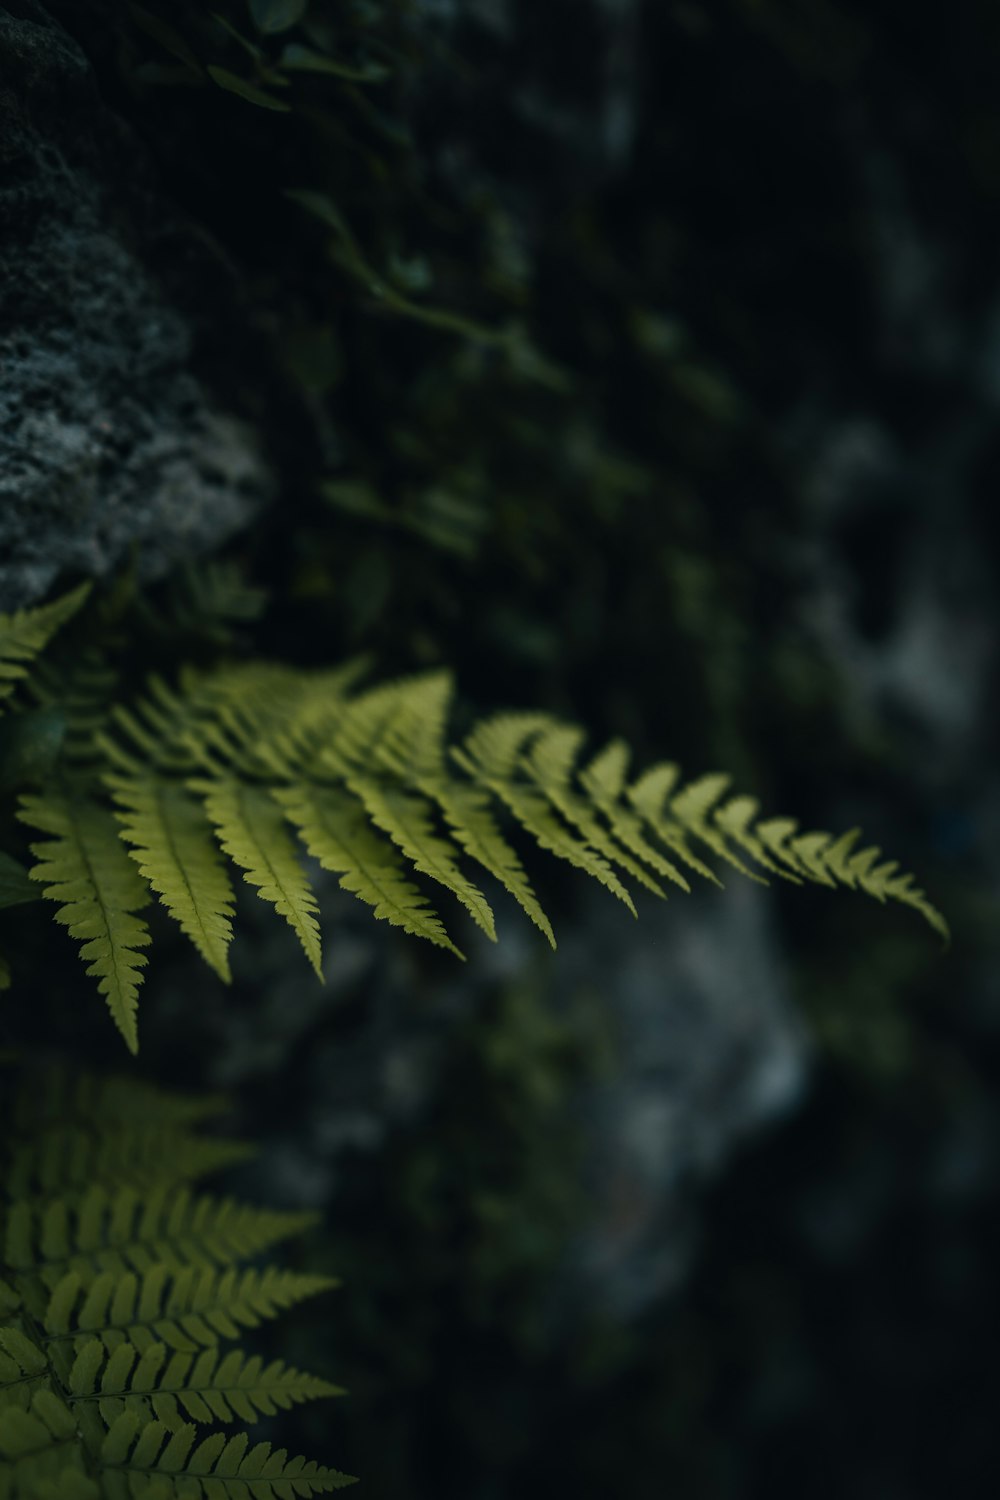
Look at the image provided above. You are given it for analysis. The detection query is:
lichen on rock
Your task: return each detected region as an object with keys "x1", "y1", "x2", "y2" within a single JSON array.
[{"x1": 0, "y1": 1, "x2": 270, "y2": 608}]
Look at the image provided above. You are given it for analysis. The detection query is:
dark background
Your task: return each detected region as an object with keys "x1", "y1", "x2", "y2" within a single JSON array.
[{"x1": 7, "y1": 1, "x2": 1000, "y2": 1495}]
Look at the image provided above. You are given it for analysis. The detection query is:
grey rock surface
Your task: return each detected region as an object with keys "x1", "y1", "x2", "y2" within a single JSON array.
[
  {"x1": 563, "y1": 881, "x2": 807, "y2": 1318},
  {"x1": 0, "y1": 2, "x2": 269, "y2": 608}
]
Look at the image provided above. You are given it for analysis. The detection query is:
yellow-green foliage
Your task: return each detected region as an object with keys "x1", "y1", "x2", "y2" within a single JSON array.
[
  {"x1": 0, "y1": 593, "x2": 948, "y2": 1052},
  {"x1": 0, "y1": 1062, "x2": 352, "y2": 1500},
  {"x1": 0, "y1": 588, "x2": 91, "y2": 717},
  {"x1": 15, "y1": 796, "x2": 151, "y2": 1056}
]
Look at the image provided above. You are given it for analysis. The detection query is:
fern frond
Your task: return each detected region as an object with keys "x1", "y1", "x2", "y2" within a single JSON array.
[
  {"x1": 194, "y1": 780, "x2": 323, "y2": 977},
  {"x1": 100, "y1": 1410, "x2": 356, "y2": 1495},
  {"x1": 709, "y1": 797, "x2": 950, "y2": 939},
  {"x1": 3, "y1": 1185, "x2": 318, "y2": 1285},
  {"x1": 139, "y1": 560, "x2": 269, "y2": 649},
  {"x1": 274, "y1": 783, "x2": 462, "y2": 955},
  {"x1": 666, "y1": 772, "x2": 764, "y2": 881},
  {"x1": 2, "y1": 1068, "x2": 229, "y2": 1134},
  {"x1": 25, "y1": 649, "x2": 120, "y2": 769},
  {"x1": 625, "y1": 765, "x2": 725, "y2": 886},
  {"x1": 100, "y1": 674, "x2": 204, "y2": 777},
  {"x1": 370, "y1": 673, "x2": 556, "y2": 945},
  {"x1": 16, "y1": 793, "x2": 151, "y2": 1053},
  {"x1": 712, "y1": 794, "x2": 809, "y2": 880},
  {"x1": 0, "y1": 1389, "x2": 97, "y2": 1500},
  {"x1": 337, "y1": 770, "x2": 494, "y2": 945},
  {"x1": 107, "y1": 775, "x2": 235, "y2": 981},
  {"x1": 106, "y1": 664, "x2": 365, "y2": 784},
  {"x1": 2, "y1": 1065, "x2": 350, "y2": 1496},
  {"x1": 0, "y1": 857, "x2": 36, "y2": 913},
  {"x1": 0, "y1": 1328, "x2": 48, "y2": 1412},
  {"x1": 69, "y1": 1340, "x2": 342, "y2": 1428},
  {"x1": 42, "y1": 1265, "x2": 338, "y2": 1354},
  {"x1": 5, "y1": 1124, "x2": 252, "y2": 1207},
  {"x1": 578, "y1": 740, "x2": 692, "y2": 892},
  {"x1": 0, "y1": 585, "x2": 91, "y2": 715},
  {"x1": 454, "y1": 714, "x2": 637, "y2": 914},
  {"x1": 524, "y1": 724, "x2": 667, "y2": 898},
  {"x1": 323, "y1": 674, "x2": 498, "y2": 942},
  {"x1": 65, "y1": 658, "x2": 946, "y2": 1048}
]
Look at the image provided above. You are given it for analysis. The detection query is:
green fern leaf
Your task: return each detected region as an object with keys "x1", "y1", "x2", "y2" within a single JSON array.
[
  {"x1": 318, "y1": 680, "x2": 496, "y2": 940},
  {"x1": 17, "y1": 793, "x2": 151, "y2": 1053},
  {"x1": 42, "y1": 1265, "x2": 338, "y2": 1354},
  {"x1": 0, "y1": 855, "x2": 36, "y2": 912},
  {"x1": 524, "y1": 724, "x2": 666, "y2": 898},
  {"x1": 668, "y1": 772, "x2": 766, "y2": 881},
  {"x1": 194, "y1": 779, "x2": 322, "y2": 977},
  {"x1": 423, "y1": 777, "x2": 556, "y2": 947},
  {"x1": 219, "y1": 662, "x2": 368, "y2": 780},
  {"x1": 0, "y1": 584, "x2": 91, "y2": 715},
  {"x1": 70, "y1": 1340, "x2": 342, "y2": 1428},
  {"x1": 73, "y1": 656, "x2": 946, "y2": 1032},
  {"x1": 108, "y1": 774, "x2": 235, "y2": 981},
  {"x1": 104, "y1": 1411, "x2": 356, "y2": 1493},
  {"x1": 0, "y1": 1389, "x2": 97, "y2": 1499},
  {"x1": 455, "y1": 714, "x2": 637, "y2": 913},
  {"x1": 5, "y1": 1123, "x2": 252, "y2": 1207},
  {"x1": 274, "y1": 782, "x2": 462, "y2": 956},
  {"x1": 0, "y1": 1328, "x2": 48, "y2": 1412},
  {"x1": 4, "y1": 1185, "x2": 318, "y2": 1284},
  {"x1": 3, "y1": 1067, "x2": 229, "y2": 1134},
  {"x1": 578, "y1": 740, "x2": 692, "y2": 892},
  {"x1": 625, "y1": 764, "x2": 724, "y2": 886},
  {"x1": 371, "y1": 673, "x2": 556, "y2": 946},
  {"x1": 337, "y1": 769, "x2": 494, "y2": 946},
  {"x1": 2, "y1": 1066, "x2": 349, "y2": 1495},
  {"x1": 27, "y1": 648, "x2": 120, "y2": 769},
  {"x1": 712, "y1": 794, "x2": 803, "y2": 880},
  {"x1": 712, "y1": 798, "x2": 951, "y2": 940},
  {"x1": 843, "y1": 843, "x2": 950, "y2": 942}
]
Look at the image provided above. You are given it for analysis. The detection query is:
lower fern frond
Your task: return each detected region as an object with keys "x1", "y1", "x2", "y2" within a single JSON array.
[
  {"x1": 41, "y1": 1265, "x2": 338, "y2": 1355},
  {"x1": 0, "y1": 1066, "x2": 352, "y2": 1500}
]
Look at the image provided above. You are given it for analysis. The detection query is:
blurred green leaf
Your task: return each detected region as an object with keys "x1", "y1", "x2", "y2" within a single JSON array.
[
  {"x1": 279, "y1": 42, "x2": 389, "y2": 82},
  {"x1": 212, "y1": 12, "x2": 264, "y2": 60},
  {"x1": 320, "y1": 479, "x2": 393, "y2": 522},
  {"x1": 0, "y1": 854, "x2": 37, "y2": 911},
  {"x1": 128, "y1": 4, "x2": 203, "y2": 72},
  {"x1": 284, "y1": 187, "x2": 353, "y2": 238},
  {"x1": 0, "y1": 707, "x2": 65, "y2": 791},
  {"x1": 207, "y1": 64, "x2": 292, "y2": 109},
  {"x1": 249, "y1": 0, "x2": 308, "y2": 33}
]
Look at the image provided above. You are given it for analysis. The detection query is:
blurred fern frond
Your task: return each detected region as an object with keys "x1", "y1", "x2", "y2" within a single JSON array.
[{"x1": 0, "y1": 1062, "x2": 352, "y2": 1500}]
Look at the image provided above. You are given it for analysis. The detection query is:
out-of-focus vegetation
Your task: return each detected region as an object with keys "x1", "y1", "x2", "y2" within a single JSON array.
[{"x1": 4, "y1": 0, "x2": 998, "y2": 1495}]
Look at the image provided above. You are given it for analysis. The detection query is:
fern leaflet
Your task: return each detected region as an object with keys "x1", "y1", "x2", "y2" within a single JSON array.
[
  {"x1": 68, "y1": 1340, "x2": 342, "y2": 1427},
  {"x1": 108, "y1": 776, "x2": 235, "y2": 981},
  {"x1": 16, "y1": 794, "x2": 151, "y2": 1054},
  {"x1": 194, "y1": 780, "x2": 323, "y2": 978},
  {"x1": 42, "y1": 1265, "x2": 338, "y2": 1354},
  {"x1": 274, "y1": 782, "x2": 461, "y2": 955},
  {"x1": 0, "y1": 586, "x2": 91, "y2": 716}
]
